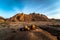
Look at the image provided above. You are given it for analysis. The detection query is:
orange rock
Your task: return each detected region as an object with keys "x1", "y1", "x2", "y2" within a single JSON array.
[
  {"x1": 31, "y1": 25, "x2": 36, "y2": 30},
  {"x1": 0, "y1": 16, "x2": 5, "y2": 22},
  {"x1": 6, "y1": 13, "x2": 49, "y2": 22}
]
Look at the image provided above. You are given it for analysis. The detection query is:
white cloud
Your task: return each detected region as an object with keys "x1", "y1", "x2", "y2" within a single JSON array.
[
  {"x1": 48, "y1": 13, "x2": 60, "y2": 19},
  {"x1": 13, "y1": 7, "x2": 21, "y2": 13}
]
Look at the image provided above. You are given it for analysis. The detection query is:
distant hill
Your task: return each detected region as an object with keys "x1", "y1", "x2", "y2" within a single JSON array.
[
  {"x1": 51, "y1": 19, "x2": 60, "y2": 22},
  {"x1": 0, "y1": 13, "x2": 60, "y2": 22},
  {"x1": 6, "y1": 13, "x2": 49, "y2": 22}
]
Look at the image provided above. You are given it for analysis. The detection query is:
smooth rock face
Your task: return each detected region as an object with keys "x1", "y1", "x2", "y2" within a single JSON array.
[
  {"x1": 0, "y1": 28, "x2": 57, "y2": 40},
  {"x1": 0, "y1": 23, "x2": 57, "y2": 40}
]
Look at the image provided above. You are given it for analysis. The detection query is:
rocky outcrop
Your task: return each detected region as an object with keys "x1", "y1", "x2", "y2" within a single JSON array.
[
  {"x1": 7, "y1": 13, "x2": 49, "y2": 22},
  {"x1": 0, "y1": 16, "x2": 5, "y2": 22}
]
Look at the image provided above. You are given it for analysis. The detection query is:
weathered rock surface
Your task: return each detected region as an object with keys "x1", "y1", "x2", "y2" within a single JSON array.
[
  {"x1": 0, "y1": 28, "x2": 57, "y2": 40},
  {"x1": 0, "y1": 16, "x2": 5, "y2": 22},
  {"x1": 6, "y1": 13, "x2": 49, "y2": 22}
]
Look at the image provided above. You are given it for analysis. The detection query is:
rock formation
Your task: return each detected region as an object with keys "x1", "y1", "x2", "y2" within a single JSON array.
[
  {"x1": 0, "y1": 16, "x2": 5, "y2": 22},
  {"x1": 6, "y1": 13, "x2": 49, "y2": 22}
]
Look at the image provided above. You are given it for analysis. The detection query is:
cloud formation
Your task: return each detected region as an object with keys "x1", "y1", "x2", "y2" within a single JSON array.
[{"x1": 0, "y1": 0, "x2": 60, "y2": 19}]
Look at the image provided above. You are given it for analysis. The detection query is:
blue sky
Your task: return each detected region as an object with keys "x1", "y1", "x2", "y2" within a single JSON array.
[{"x1": 0, "y1": 0, "x2": 60, "y2": 19}]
